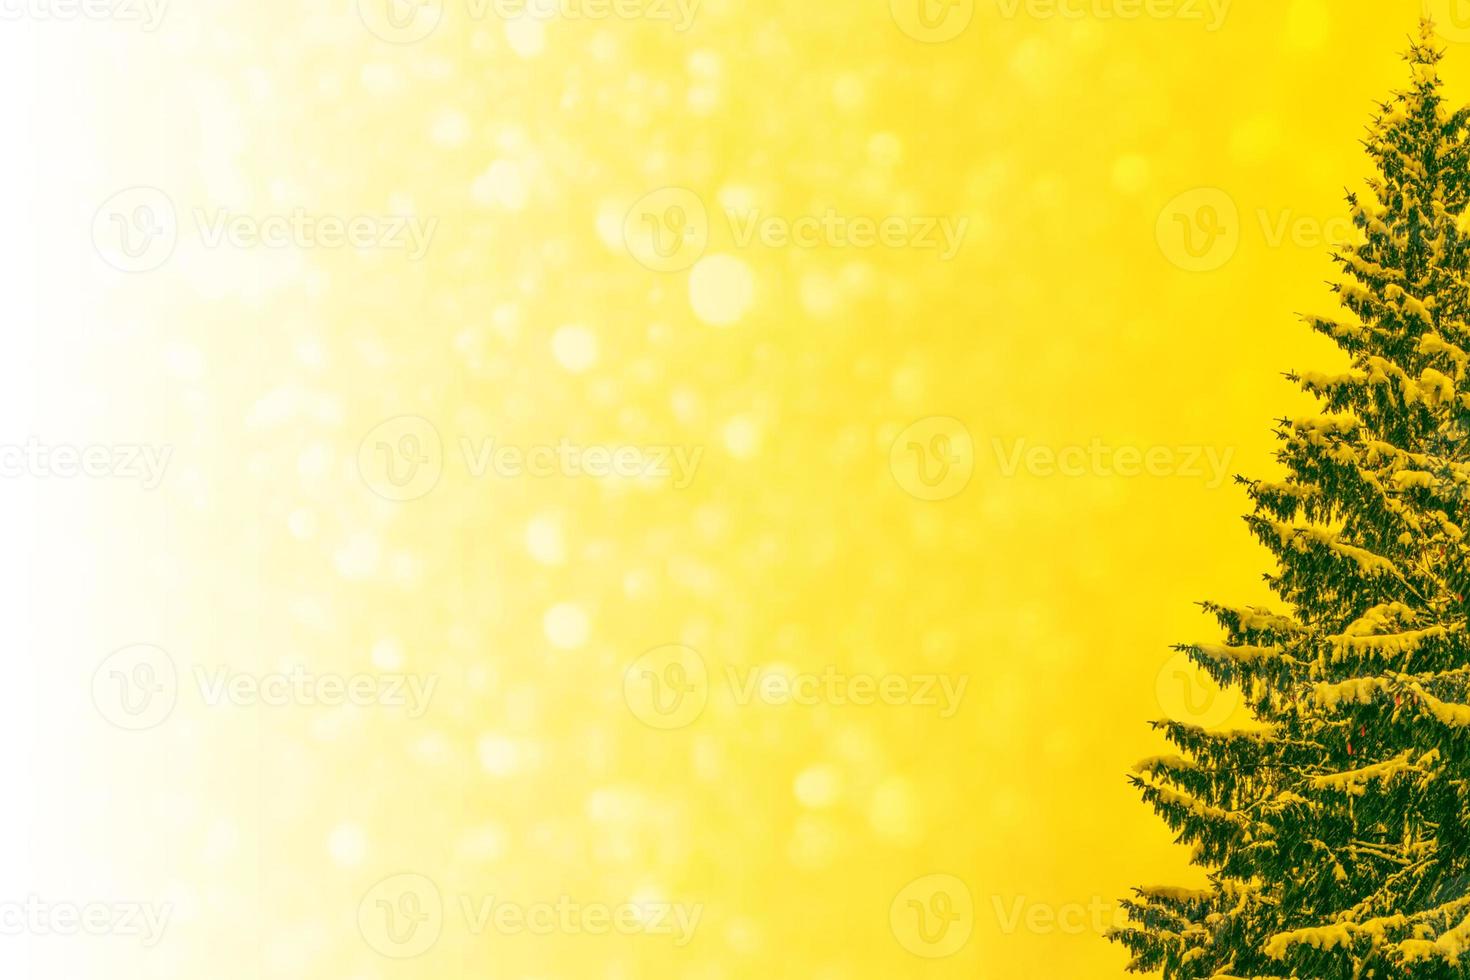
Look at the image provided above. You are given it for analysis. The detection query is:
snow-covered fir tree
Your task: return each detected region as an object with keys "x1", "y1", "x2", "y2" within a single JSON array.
[{"x1": 1113, "y1": 24, "x2": 1470, "y2": 979}]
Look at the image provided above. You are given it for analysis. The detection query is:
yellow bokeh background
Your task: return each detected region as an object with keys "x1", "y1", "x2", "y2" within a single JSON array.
[{"x1": 19, "y1": 0, "x2": 1470, "y2": 977}]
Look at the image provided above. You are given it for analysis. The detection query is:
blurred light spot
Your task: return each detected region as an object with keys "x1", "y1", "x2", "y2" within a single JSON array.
[
  {"x1": 414, "y1": 731, "x2": 451, "y2": 765},
  {"x1": 689, "y1": 254, "x2": 755, "y2": 327},
  {"x1": 203, "y1": 820, "x2": 239, "y2": 864},
  {"x1": 1010, "y1": 38, "x2": 1053, "y2": 87},
  {"x1": 333, "y1": 532, "x2": 381, "y2": 580},
  {"x1": 687, "y1": 49, "x2": 722, "y2": 114},
  {"x1": 544, "y1": 601, "x2": 591, "y2": 649},
  {"x1": 526, "y1": 514, "x2": 567, "y2": 565},
  {"x1": 327, "y1": 823, "x2": 366, "y2": 867},
  {"x1": 794, "y1": 764, "x2": 842, "y2": 809},
  {"x1": 725, "y1": 917, "x2": 764, "y2": 955},
  {"x1": 833, "y1": 74, "x2": 866, "y2": 113},
  {"x1": 799, "y1": 271, "x2": 842, "y2": 318},
  {"x1": 1111, "y1": 154, "x2": 1151, "y2": 195},
  {"x1": 457, "y1": 823, "x2": 509, "y2": 862},
  {"x1": 596, "y1": 199, "x2": 625, "y2": 249},
  {"x1": 623, "y1": 568, "x2": 653, "y2": 599},
  {"x1": 478, "y1": 734, "x2": 521, "y2": 777},
  {"x1": 371, "y1": 637, "x2": 405, "y2": 671},
  {"x1": 431, "y1": 109, "x2": 470, "y2": 149},
  {"x1": 723, "y1": 415, "x2": 763, "y2": 460},
  {"x1": 165, "y1": 344, "x2": 205, "y2": 380},
  {"x1": 472, "y1": 159, "x2": 529, "y2": 210},
  {"x1": 868, "y1": 132, "x2": 903, "y2": 168},
  {"x1": 671, "y1": 386, "x2": 701, "y2": 425},
  {"x1": 297, "y1": 442, "x2": 332, "y2": 484},
  {"x1": 552, "y1": 324, "x2": 599, "y2": 373},
  {"x1": 492, "y1": 301, "x2": 522, "y2": 341},
  {"x1": 506, "y1": 18, "x2": 545, "y2": 58},
  {"x1": 688, "y1": 48, "x2": 721, "y2": 75},
  {"x1": 788, "y1": 814, "x2": 840, "y2": 870},
  {"x1": 869, "y1": 776, "x2": 923, "y2": 847},
  {"x1": 287, "y1": 508, "x2": 317, "y2": 541},
  {"x1": 360, "y1": 63, "x2": 401, "y2": 96}
]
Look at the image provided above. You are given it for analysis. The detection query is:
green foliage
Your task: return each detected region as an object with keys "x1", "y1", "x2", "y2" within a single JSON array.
[{"x1": 1114, "y1": 21, "x2": 1470, "y2": 979}]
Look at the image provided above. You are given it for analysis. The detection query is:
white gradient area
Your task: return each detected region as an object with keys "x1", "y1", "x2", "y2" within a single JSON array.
[{"x1": 0, "y1": 16, "x2": 39, "y2": 980}]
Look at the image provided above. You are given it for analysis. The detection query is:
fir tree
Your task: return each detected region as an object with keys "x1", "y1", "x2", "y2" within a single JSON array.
[{"x1": 1113, "y1": 23, "x2": 1470, "y2": 979}]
